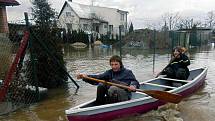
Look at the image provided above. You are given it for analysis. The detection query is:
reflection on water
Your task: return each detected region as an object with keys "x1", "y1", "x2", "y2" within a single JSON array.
[{"x1": 1, "y1": 43, "x2": 215, "y2": 121}]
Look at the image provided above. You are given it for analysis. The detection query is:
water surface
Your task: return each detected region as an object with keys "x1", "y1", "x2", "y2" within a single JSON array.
[{"x1": 1, "y1": 43, "x2": 215, "y2": 121}]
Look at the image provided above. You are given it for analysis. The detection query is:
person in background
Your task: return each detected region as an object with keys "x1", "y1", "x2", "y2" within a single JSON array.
[
  {"x1": 161, "y1": 46, "x2": 190, "y2": 80},
  {"x1": 77, "y1": 55, "x2": 140, "y2": 105}
]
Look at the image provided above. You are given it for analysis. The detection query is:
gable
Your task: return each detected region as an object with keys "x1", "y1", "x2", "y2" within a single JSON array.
[
  {"x1": 67, "y1": 1, "x2": 91, "y2": 19},
  {"x1": 58, "y1": 1, "x2": 90, "y2": 19}
]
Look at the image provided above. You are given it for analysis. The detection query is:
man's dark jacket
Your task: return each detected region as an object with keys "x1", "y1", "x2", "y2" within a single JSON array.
[{"x1": 83, "y1": 67, "x2": 140, "y2": 88}]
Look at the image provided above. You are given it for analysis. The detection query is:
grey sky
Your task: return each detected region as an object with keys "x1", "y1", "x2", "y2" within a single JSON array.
[{"x1": 7, "y1": 0, "x2": 215, "y2": 29}]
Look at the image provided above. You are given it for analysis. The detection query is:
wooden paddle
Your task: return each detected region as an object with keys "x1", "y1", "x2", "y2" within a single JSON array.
[
  {"x1": 155, "y1": 47, "x2": 187, "y2": 78},
  {"x1": 83, "y1": 76, "x2": 183, "y2": 104}
]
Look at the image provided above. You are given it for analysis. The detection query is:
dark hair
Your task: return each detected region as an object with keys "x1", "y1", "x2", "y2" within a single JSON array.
[
  {"x1": 172, "y1": 46, "x2": 183, "y2": 53},
  {"x1": 109, "y1": 55, "x2": 123, "y2": 67}
]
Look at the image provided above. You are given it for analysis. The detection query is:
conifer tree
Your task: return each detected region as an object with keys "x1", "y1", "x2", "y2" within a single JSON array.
[
  {"x1": 129, "y1": 22, "x2": 134, "y2": 33},
  {"x1": 31, "y1": 0, "x2": 67, "y2": 88},
  {"x1": 31, "y1": 0, "x2": 56, "y2": 29}
]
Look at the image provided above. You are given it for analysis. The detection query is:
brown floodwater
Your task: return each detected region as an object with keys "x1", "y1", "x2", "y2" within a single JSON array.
[{"x1": 0, "y1": 43, "x2": 215, "y2": 121}]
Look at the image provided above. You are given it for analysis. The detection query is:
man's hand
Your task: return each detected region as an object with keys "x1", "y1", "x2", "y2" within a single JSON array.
[
  {"x1": 128, "y1": 85, "x2": 136, "y2": 92},
  {"x1": 77, "y1": 74, "x2": 88, "y2": 79}
]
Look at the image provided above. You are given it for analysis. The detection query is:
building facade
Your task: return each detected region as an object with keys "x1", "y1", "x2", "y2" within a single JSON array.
[
  {"x1": 176, "y1": 27, "x2": 212, "y2": 47},
  {"x1": 58, "y1": 1, "x2": 128, "y2": 39}
]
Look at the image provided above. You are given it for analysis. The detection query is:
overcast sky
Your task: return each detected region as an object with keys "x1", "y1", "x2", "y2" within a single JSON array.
[{"x1": 7, "y1": 0, "x2": 215, "y2": 29}]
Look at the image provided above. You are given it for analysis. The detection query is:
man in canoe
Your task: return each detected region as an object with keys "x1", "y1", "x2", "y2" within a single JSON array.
[
  {"x1": 77, "y1": 55, "x2": 140, "y2": 105},
  {"x1": 160, "y1": 46, "x2": 190, "y2": 80}
]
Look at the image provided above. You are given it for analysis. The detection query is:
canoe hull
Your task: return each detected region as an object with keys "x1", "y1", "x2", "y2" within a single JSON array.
[
  {"x1": 67, "y1": 101, "x2": 165, "y2": 121},
  {"x1": 179, "y1": 74, "x2": 206, "y2": 97}
]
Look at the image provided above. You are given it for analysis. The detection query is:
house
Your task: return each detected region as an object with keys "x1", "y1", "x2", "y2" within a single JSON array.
[
  {"x1": 0, "y1": 0, "x2": 20, "y2": 36},
  {"x1": 58, "y1": 1, "x2": 128, "y2": 39}
]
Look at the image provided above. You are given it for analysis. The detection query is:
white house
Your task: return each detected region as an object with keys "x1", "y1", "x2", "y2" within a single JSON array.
[{"x1": 58, "y1": 0, "x2": 128, "y2": 39}]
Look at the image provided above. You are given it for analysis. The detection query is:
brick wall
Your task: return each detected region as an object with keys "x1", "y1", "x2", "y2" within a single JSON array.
[{"x1": 0, "y1": 6, "x2": 9, "y2": 34}]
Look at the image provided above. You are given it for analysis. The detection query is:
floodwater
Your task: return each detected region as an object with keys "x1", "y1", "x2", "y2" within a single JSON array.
[{"x1": 0, "y1": 43, "x2": 215, "y2": 121}]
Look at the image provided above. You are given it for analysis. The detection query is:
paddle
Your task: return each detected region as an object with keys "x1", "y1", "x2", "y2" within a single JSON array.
[
  {"x1": 82, "y1": 76, "x2": 183, "y2": 104},
  {"x1": 155, "y1": 47, "x2": 187, "y2": 78}
]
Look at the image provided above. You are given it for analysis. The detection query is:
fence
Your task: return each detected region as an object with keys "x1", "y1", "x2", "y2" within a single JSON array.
[{"x1": 0, "y1": 12, "x2": 79, "y2": 115}]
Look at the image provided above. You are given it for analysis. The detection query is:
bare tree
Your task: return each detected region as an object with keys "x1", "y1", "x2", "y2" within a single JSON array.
[
  {"x1": 161, "y1": 12, "x2": 180, "y2": 30},
  {"x1": 178, "y1": 17, "x2": 201, "y2": 29},
  {"x1": 206, "y1": 11, "x2": 215, "y2": 28}
]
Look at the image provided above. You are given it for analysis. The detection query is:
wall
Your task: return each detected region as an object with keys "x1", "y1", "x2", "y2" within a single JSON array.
[
  {"x1": 58, "y1": 4, "x2": 80, "y2": 31},
  {"x1": 92, "y1": 7, "x2": 127, "y2": 36},
  {"x1": 0, "y1": 6, "x2": 9, "y2": 34}
]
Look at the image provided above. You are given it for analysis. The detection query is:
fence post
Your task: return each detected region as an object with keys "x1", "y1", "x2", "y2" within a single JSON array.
[
  {"x1": 119, "y1": 25, "x2": 122, "y2": 58},
  {"x1": 24, "y1": 12, "x2": 40, "y2": 102},
  {"x1": 152, "y1": 29, "x2": 156, "y2": 73}
]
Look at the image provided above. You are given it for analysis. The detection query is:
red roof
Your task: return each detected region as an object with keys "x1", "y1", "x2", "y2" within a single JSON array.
[{"x1": 0, "y1": 0, "x2": 20, "y2": 6}]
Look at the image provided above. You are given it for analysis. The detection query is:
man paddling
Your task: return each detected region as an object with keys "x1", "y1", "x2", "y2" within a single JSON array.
[{"x1": 77, "y1": 55, "x2": 140, "y2": 105}]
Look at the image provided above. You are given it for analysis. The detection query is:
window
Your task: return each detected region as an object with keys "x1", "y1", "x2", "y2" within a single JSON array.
[
  {"x1": 96, "y1": 26, "x2": 99, "y2": 33},
  {"x1": 104, "y1": 24, "x2": 107, "y2": 28},
  {"x1": 66, "y1": 12, "x2": 71, "y2": 17},
  {"x1": 83, "y1": 24, "x2": 88, "y2": 30},
  {"x1": 91, "y1": 13, "x2": 96, "y2": 18},
  {"x1": 120, "y1": 25, "x2": 125, "y2": 32},
  {"x1": 120, "y1": 14, "x2": 125, "y2": 21},
  {"x1": 109, "y1": 25, "x2": 113, "y2": 32}
]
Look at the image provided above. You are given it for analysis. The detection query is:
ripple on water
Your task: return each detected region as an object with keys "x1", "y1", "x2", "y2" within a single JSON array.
[{"x1": 113, "y1": 104, "x2": 183, "y2": 121}]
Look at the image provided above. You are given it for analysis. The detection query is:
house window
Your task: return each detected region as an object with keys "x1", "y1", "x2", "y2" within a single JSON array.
[
  {"x1": 109, "y1": 25, "x2": 113, "y2": 32},
  {"x1": 66, "y1": 12, "x2": 71, "y2": 17},
  {"x1": 120, "y1": 25, "x2": 125, "y2": 32},
  {"x1": 83, "y1": 24, "x2": 88, "y2": 30},
  {"x1": 96, "y1": 26, "x2": 99, "y2": 33},
  {"x1": 104, "y1": 24, "x2": 107, "y2": 28},
  {"x1": 91, "y1": 13, "x2": 96, "y2": 18},
  {"x1": 120, "y1": 14, "x2": 125, "y2": 21}
]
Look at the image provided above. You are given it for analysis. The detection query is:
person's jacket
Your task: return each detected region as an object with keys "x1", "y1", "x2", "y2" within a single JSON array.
[
  {"x1": 83, "y1": 67, "x2": 140, "y2": 89},
  {"x1": 166, "y1": 53, "x2": 190, "y2": 74}
]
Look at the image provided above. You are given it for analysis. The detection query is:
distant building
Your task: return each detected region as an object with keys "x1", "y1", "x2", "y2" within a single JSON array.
[
  {"x1": 0, "y1": 0, "x2": 19, "y2": 35},
  {"x1": 58, "y1": 1, "x2": 128, "y2": 39},
  {"x1": 177, "y1": 27, "x2": 212, "y2": 47}
]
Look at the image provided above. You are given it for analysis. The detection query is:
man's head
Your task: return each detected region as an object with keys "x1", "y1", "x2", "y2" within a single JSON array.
[{"x1": 109, "y1": 55, "x2": 123, "y2": 72}]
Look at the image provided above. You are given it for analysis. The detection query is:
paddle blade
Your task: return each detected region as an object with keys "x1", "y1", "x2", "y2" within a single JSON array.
[{"x1": 136, "y1": 89, "x2": 183, "y2": 104}]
